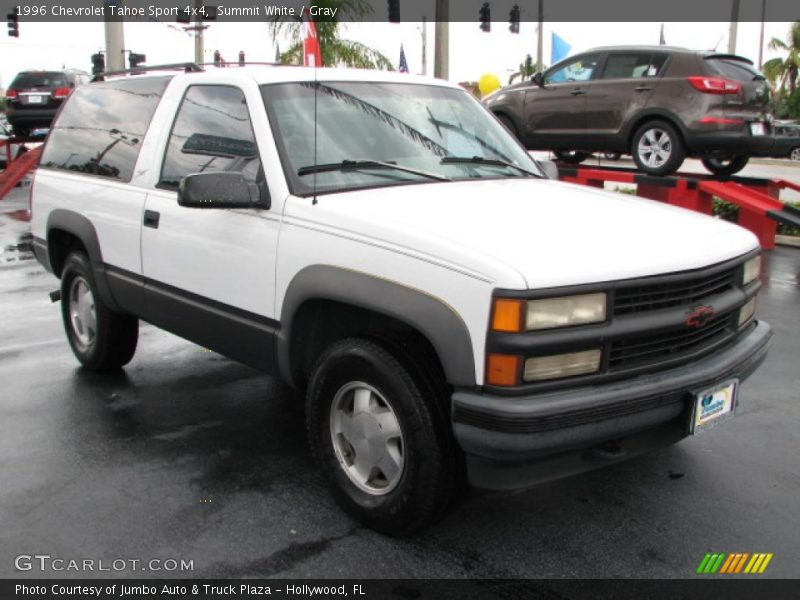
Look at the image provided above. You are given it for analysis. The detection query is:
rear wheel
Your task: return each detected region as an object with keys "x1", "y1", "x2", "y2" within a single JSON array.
[
  {"x1": 60, "y1": 252, "x2": 138, "y2": 371},
  {"x1": 554, "y1": 150, "x2": 591, "y2": 164},
  {"x1": 789, "y1": 147, "x2": 800, "y2": 162},
  {"x1": 306, "y1": 337, "x2": 460, "y2": 535},
  {"x1": 631, "y1": 120, "x2": 685, "y2": 176},
  {"x1": 701, "y1": 155, "x2": 749, "y2": 176}
]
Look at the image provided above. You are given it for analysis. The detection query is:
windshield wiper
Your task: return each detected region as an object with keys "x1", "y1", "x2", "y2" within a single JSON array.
[
  {"x1": 297, "y1": 160, "x2": 450, "y2": 181},
  {"x1": 440, "y1": 156, "x2": 543, "y2": 178}
]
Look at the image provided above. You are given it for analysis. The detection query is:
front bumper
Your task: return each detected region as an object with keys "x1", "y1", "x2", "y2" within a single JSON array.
[{"x1": 452, "y1": 320, "x2": 772, "y2": 490}]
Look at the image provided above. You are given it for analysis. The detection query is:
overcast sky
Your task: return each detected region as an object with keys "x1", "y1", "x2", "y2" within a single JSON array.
[{"x1": 0, "y1": 20, "x2": 793, "y2": 88}]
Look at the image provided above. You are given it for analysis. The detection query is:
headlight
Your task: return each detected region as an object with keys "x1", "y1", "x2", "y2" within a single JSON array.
[
  {"x1": 738, "y1": 297, "x2": 757, "y2": 326},
  {"x1": 524, "y1": 349, "x2": 602, "y2": 381},
  {"x1": 526, "y1": 293, "x2": 607, "y2": 331},
  {"x1": 743, "y1": 255, "x2": 761, "y2": 286}
]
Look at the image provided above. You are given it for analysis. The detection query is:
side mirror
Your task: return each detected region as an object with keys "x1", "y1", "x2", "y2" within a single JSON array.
[
  {"x1": 537, "y1": 160, "x2": 559, "y2": 180},
  {"x1": 178, "y1": 172, "x2": 269, "y2": 210},
  {"x1": 531, "y1": 72, "x2": 545, "y2": 87}
]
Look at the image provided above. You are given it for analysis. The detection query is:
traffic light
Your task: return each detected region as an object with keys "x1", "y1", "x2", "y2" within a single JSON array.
[
  {"x1": 91, "y1": 53, "x2": 105, "y2": 76},
  {"x1": 479, "y1": 2, "x2": 490, "y2": 33},
  {"x1": 7, "y1": 7, "x2": 19, "y2": 38},
  {"x1": 509, "y1": 5, "x2": 520, "y2": 34},
  {"x1": 129, "y1": 52, "x2": 146, "y2": 69},
  {"x1": 213, "y1": 50, "x2": 221, "y2": 67},
  {"x1": 238, "y1": 51, "x2": 245, "y2": 66},
  {"x1": 387, "y1": 0, "x2": 400, "y2": 23}
]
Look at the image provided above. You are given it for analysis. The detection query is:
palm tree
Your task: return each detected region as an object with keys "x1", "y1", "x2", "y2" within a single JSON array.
[
  {"x1": 762, "y1": 21, "x2": 800, "y2": 96},
  {"x1": 269, "y1": 0, "x2": 394, "y2": 70}
]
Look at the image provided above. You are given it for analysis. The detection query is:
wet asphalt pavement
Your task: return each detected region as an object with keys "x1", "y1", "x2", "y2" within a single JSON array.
[{"x1": 0, "y1": 186, "x2": 798, "y2": 580}]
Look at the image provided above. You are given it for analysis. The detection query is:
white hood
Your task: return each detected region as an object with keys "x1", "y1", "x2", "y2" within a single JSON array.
[{"x1": 285, "y1": 177, "x2": 758, "y2": 289}]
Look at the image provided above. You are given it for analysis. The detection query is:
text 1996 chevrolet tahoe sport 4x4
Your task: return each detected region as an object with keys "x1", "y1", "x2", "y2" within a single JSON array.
[{"x1": 31, "y1": 66, "x2": 772, "y2": 534}]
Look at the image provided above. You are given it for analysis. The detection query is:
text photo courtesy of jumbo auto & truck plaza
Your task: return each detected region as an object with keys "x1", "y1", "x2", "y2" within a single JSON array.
[{"x1": 1, "y1": 0, "x2": 799, "y2": 598}]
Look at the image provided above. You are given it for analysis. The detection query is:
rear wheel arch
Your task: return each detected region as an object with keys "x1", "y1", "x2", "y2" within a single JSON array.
[{"x1": 46, "y1": 210, "x2": 121, "y2": 312}]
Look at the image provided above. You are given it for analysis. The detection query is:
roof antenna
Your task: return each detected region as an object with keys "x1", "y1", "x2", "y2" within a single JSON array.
[{"x1": 711, "y1": 36, "x2": 723, "y2": 51}]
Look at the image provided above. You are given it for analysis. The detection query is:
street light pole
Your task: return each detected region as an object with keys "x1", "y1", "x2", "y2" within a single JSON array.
[
  {"x1": 193, "y1": 0, "x2": 204, "y2": 64},
  {"x1": 536, "y1": 0, "x2": 543, "y2": 71},
  {"x1": 757, "y1": 0, "x2": 766, "y2": 69},
  {"x1": 103, "y1": 1, "x2": 125, "y2": 71},
  {"x1": 434, "y1": 0, "x2": 448, "y2": 80},
  {"x1": 728, "y1": 0, "x2": 740, "y2": 54}
]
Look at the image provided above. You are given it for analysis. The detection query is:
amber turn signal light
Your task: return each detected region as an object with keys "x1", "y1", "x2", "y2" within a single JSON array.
[
  {"x1": 491, "y1": 298, "x2": 524, "y2": 333},
  {"x1": 486, "y1": 353, "x2": 521, "y2": 387}
]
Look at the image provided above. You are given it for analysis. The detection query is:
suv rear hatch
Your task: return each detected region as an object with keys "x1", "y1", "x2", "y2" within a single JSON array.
[
  {"x1": 703, "y1": 54, "x2": 771, "y2": 128},
  {"x1": 6, "y1": 72, "x2": 69, "y2": 108}
]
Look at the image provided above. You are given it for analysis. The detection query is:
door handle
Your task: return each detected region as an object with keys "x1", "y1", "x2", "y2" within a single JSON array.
[
  {"x1": 635, "y1": 86, "x2": 653, "y2": 92},
  {"x1": 143, "y1": 210, "x2": 160, "y2": 229},
  {"x1": 570, "y1": 88, "x2": 585, "y2": 96}
]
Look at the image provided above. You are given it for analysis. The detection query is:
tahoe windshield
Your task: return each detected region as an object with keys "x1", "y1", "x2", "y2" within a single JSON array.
[{"x1": 261, "y1": 81, "x2": 542, "y2": 195}]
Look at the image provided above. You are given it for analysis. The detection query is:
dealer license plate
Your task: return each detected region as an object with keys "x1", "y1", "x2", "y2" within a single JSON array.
[
  {"x1": 25, "y1": 95, "x2": 44, "y2": 104},
  {"x1": 750, "y1": 122, "x2": 766, "y2": 136},
  {"x1": 690, "y1": 380, "x2": 738, "y2": 434}
]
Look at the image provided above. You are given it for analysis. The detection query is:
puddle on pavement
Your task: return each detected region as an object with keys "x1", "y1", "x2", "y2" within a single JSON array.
[{"x1": 2, "y1": 231, "x2": 34, "y2": 264}]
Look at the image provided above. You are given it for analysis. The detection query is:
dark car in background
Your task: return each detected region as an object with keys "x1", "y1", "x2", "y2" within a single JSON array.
[
  {"x1": 765, "y1": 121, "x2": 800, "y2": 162},
  {"x1": 4, "y1": 69, "x2": 90, "y2": 138},
  {"x1": 484, "y1": 46, "x2": 772, "y2": 176}
]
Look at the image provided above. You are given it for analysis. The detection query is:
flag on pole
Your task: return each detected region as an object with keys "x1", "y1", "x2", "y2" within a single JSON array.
[
  {"x1": 551, "y1": 32, "x2": 571, "y2": 64},
  {"x1": 399, "y1": 44, "x2": 409, "y2": 73},
  {"x1": 659, "y1": 24, "x2": 666, "y2": 45},
  {"x1": 302, "y1": 9, "x2": 322, "y2": 67}
]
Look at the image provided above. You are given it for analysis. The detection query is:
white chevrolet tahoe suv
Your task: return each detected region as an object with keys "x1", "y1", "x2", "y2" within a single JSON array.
[{"x1": 31, "y1": 66, "x2": 771, "y2": 534}]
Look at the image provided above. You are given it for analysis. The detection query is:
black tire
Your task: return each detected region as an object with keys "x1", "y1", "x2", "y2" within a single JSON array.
[
  {"x1": 11, "y1": 124, "x2": 30, "y2": 138},
  {"x1": 553, "y1": 150, "x2": 591, "y2": 164},
  {"x1": 791, "y1": 147, "x2": 800, "y2": 162},
  {"x1": 306, "y1": 337, "x2": 460, "y2": 535},
  {"x1": 630, "y1": 120, "x2": 685, "y2": 176},
  {"x1": 496, "y1": 114, "x2": 520, "y2": 140},
  {"x1": 701, "y1": 155, "x2": 749, "y2": 176},
  {"x1": 60, "y1": 252, "x2": 138, "y2": 371}
]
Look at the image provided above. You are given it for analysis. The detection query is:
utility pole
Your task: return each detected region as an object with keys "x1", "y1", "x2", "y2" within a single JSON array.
[
  {"x1": 757, "y1": 0, "x2": 766, "y2": 69},
  {"x1": 727, "y1": 0, "x2": 740, "y2": 54},
  {"x1": 421, "y1": 17, "x2": 427, "y2": 76},
  {"x1": 434, "y1": 0, "x2": 448, "y2": 80},
  {"x1": 103, "y1": 1, "x2": 125, "y2": 71},
  {"x1": 193, "y1": 0, "x2": 204, "y2": 64},
  {"x1": 536, "y1": 0, "x2": 543, "y2": 71}
]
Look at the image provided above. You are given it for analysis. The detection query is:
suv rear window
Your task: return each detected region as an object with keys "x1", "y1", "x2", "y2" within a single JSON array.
[
  {"x1": 11, "y1": 72, "x2": 68, "y2": 88},
  {"x1": 705, "y1": 58, "x2": 765, "y2": 82},
  {"x1": 40, "y1": 77, "x2": 170, "y2": 182}
]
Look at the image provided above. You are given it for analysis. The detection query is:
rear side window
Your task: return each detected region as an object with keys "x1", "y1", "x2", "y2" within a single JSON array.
[
  {"x1": 601, "y1": 53, "x2": 668, "y2": 79},
  {"x1": 159, "y1": 85, "x2": 262, "y2": 189},
  {"x1": 11, "y1": 72, "x2": 67, "y2": 88},
  {"x1": 39, "y1": 77, "x2": 170, "y2": 182},
  {"x1": 706, "y1": 58, "x2": 764, "y2": 82}
]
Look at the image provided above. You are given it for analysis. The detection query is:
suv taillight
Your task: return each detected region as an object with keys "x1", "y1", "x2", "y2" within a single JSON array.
[
  {"x1": 5, "y1": 89, "x2": 18, "y2": 99},
  {"x1": 53, "y1": 87, "x2": 72, "y2": 99},
  {"x1": 687, "y1": 76, "x2": 741, "y2": 95}
]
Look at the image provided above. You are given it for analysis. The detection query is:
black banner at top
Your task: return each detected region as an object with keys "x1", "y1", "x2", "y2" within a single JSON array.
[{"x1": 1, "y1": 0, "x2": 798, "y2": 23}]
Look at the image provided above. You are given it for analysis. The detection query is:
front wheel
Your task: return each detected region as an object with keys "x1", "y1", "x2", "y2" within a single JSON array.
[
  {"x1": 60, "y1": 252, "x2": 138, "y2": 371},
  {"x1": 631, "y1": 121, "x2": 685, "y2": 176},
  {"x1": 701, "y1": 155, "x2": 749, "y2": 176},
  {"x1": 306, "y1": 338, "x2": 460, "y2": 535},
  {"x1": 554, "y1": 150, "x2": 591, "y2": 164}
]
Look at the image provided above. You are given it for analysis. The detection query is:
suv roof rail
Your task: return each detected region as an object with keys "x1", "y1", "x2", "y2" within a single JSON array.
[{"x1": 91, "y1": 62, "x2": 202, "y2": 82}]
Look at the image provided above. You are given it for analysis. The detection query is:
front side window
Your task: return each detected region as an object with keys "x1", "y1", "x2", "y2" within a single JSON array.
[
  {"x1": 545, "y1": 54, "x2": 601, "y2": 84},
  {"x1": 262, "y1": 81, "x2": 542, "y2": 196},
  {"x1": 159, "y1": 85, "x2": 262, "y2": 189}
]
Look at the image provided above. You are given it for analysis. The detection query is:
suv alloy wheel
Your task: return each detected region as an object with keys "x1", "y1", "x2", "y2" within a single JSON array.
[
  {"x1": 631, "y1": 120, "x2": 685, "y2": 176},
  {"x1": 306, "y1": 337, "x2": 460, "y2": 534}
]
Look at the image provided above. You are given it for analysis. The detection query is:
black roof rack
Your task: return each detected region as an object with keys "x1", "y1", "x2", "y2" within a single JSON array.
[
  {"x1": 91, "y1": 62, "x2": 202, "y2": 82},
  {"x1": 90, "y1": 61, "x2": 294, "y2": 82}
]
